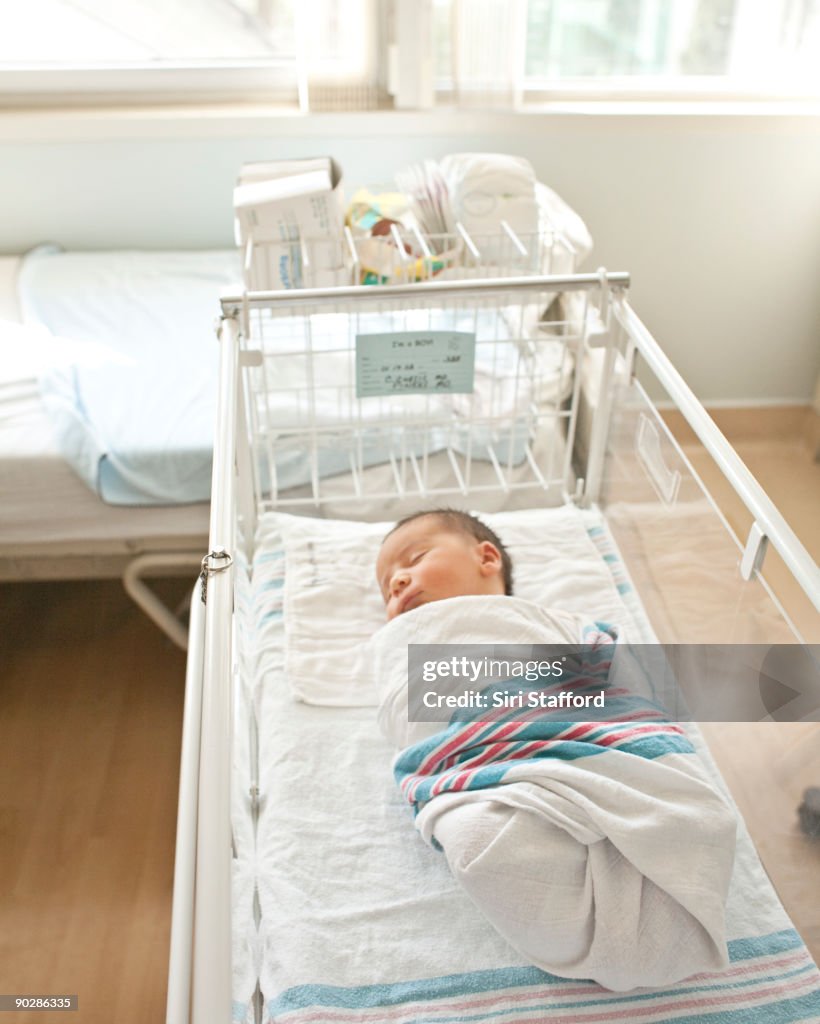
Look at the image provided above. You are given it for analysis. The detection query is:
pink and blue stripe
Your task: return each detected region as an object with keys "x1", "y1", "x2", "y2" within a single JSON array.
[
  {"x1": 394, "y1": 623, "x2": 693, "y2": 811},
  {"x1": 264, "y1": 928, "x2": 820, "y2": 1023}
]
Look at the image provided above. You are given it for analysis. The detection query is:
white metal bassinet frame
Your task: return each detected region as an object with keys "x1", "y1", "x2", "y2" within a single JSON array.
[{"x1": 167, "y1": 272, "x2": 820, "y2": 1024}]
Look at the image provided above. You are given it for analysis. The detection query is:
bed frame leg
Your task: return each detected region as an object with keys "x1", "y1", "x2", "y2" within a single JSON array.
[{"x1": 122, "y1": 553, "x2": 204, "y2": 650}]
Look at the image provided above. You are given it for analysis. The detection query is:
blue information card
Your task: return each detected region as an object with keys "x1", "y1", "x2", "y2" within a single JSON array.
[{"x1": 356, "y1": 330, "x2": 476, "y2": 398}]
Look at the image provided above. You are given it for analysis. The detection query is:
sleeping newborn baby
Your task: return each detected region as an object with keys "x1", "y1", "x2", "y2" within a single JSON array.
[
  {"x1": 376, "y1": 508, "x2": 513, "y2": 620},
  {"x1": 374, "y1": 507, "x2": 588, "y2": 749},
  {"x1": 372, "y1": 508, "x2": 736, "y2": 992}
]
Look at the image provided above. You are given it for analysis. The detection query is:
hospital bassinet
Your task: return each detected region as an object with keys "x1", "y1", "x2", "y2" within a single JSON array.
[{"x1": 168, "y1": 271, "x2": 820, "y2": 1023}]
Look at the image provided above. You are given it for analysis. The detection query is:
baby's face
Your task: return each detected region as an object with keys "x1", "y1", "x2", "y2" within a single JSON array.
[{"x1": 376, "y1": 515, "x2": 503, "y2": 621}]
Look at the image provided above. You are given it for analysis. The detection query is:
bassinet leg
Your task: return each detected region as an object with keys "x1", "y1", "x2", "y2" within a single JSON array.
[
  {"x1": 122, "y1": 553, "x2": 204, "y2": 650},
  {"x1": 166, "y1": 583, "x2": 205, "y2": 1024}
]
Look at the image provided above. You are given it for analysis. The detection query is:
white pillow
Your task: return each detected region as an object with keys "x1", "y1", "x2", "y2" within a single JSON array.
[{"x1": 272, "y1": 505, "x2": 634, "y2": 707}]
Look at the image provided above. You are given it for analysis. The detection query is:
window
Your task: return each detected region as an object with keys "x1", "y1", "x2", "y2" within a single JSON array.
[
  {"x1": 1, "y1": 0, "x2": 818, "y2": 108},
  {"x1": 432, "y1": 0, "x2": 820, "y2": 104},
  {"x1": 0, "y1": 0, "x2": 384, "y2": 107}
]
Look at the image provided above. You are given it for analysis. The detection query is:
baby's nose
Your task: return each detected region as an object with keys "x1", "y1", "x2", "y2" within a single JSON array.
[{"x1": 390, "y1": 569, "x2": 410, "y2": 596}]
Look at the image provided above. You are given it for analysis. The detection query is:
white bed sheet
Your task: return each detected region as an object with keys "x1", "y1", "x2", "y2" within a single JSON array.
[
  {"x1": 0, "y1": 379, "x2": 209, "y2": 550},
  {"x1": 18, "y1": 247, "x2": 242, "y2": 506},
  {"x1": 0, "y1": 257, "x2": 209, "y2": 569},
  {"x1": 235, "y1": 506, "x2": 818, "y2": 1023}
]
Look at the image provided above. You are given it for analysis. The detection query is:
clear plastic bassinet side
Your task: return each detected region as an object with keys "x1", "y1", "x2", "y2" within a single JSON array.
[{"x1": 579, "y1": 290, "x2": 819, "y2": 650}]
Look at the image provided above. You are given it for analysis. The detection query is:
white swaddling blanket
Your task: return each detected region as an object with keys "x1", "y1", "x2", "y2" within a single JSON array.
[{"x1": 372, "y1": 595, "x2": 737, "y2": 991}]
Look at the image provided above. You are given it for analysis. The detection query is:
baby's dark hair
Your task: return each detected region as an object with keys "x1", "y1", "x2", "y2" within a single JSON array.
[{"x1": 386, "y1": 508, "x2": 514, "y2": 596}]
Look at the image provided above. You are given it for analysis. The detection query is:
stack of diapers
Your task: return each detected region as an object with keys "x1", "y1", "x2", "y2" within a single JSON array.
[
  {"x1": 441, "y1": 153, "x2": 539, "y2": 256},
  {"x1": 264, "y1": 506, "x2": 736, "y2": 990},
  {"x1": 439, "y1": 153, "x2": 593, "y2": 273}
]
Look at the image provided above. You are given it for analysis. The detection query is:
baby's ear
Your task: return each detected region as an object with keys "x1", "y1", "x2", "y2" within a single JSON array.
[{"x1": 477, "y1": 541, "x2": 502, "y2": 577}]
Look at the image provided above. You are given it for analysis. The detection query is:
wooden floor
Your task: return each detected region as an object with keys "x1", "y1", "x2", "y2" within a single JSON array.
[
  {"x1": 663, "y1": 405, "x2": 820, "y2": 643},
  {"x1": 666, "y1": 406, "x2": 820, "y2": 967},
  {"x1": 0, "y1": 579, "x2": 187, "y2": 1023},
  {"x1": 699, "y1": 721, "x2": 820, "y2": 962},
  {"x1": 0, "y1": 411, "x2": 817, "y2": 1022}
]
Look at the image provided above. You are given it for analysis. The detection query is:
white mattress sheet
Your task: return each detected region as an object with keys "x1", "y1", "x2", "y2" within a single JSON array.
[
  {"x1": 18, "y1": 247, "x2": 241, "y2": 506},
  {"x1": 0, "y1": 380, "x2": 210, "y2": 551},
  {"x1": 238, "y1": 506, "x2": 806, "y2": 1019},
  {"x1": 0, "y1": 257, "x2": 209, "y2": 555}
]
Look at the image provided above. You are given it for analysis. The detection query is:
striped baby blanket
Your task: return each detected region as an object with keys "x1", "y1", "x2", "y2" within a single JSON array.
[{"x1": 375, "y1": 599, "x2": 737, "y2": 990}]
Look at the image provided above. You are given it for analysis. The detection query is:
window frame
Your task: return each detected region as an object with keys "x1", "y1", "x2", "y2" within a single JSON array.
[
  {"x1": 0, "y1": 62, "x2": 305, "y2": 108},
  {"x1": 516, "y1": 76, "x2": 820, "y2": 105}
]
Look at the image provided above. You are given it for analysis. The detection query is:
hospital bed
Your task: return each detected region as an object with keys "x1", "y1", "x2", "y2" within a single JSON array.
[
  {"x1": 169, "y1": 269, "x2": 820, "y2": 1022},
  {"x1": 0, "y1": 251, "x2": 225, "y2": 647}
]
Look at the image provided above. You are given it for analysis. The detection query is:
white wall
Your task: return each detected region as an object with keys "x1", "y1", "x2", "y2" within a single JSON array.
[{"x1": 1, "y1": 108, "x2": 819, "y2": 402}]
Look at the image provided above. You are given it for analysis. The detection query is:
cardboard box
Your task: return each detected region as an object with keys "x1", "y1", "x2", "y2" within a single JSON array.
[
  {"x1": 233, "y1": 157, "x2": 346, "y2": 289},
  {"x1": 236, "y1": 157, "x2": 333, "y2": 187},
  {"x1": 244, "y1": 247, "x2": 352, "y2": 292}
]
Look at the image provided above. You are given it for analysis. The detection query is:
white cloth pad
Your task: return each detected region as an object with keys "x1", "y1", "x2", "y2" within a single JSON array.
[{"x1": 372, "y1": 596, "x2": 737, "y2": 991}]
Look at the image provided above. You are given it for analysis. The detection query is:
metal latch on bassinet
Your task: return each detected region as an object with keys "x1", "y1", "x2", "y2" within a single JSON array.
[{"x1": 199, "y1": 548, "x2": 233, "y2": 604}]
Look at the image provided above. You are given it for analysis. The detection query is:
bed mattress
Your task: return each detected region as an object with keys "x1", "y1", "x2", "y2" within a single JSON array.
[
  {"x1": 0, "y1": 257, "x2": 209, "y2": 574},
  {"x1": 17, "y1": 246, "x2": 242, "y2": 506},
  {"x1": 228, "y1": 505, "x2": 820, "y2": 1023}
]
